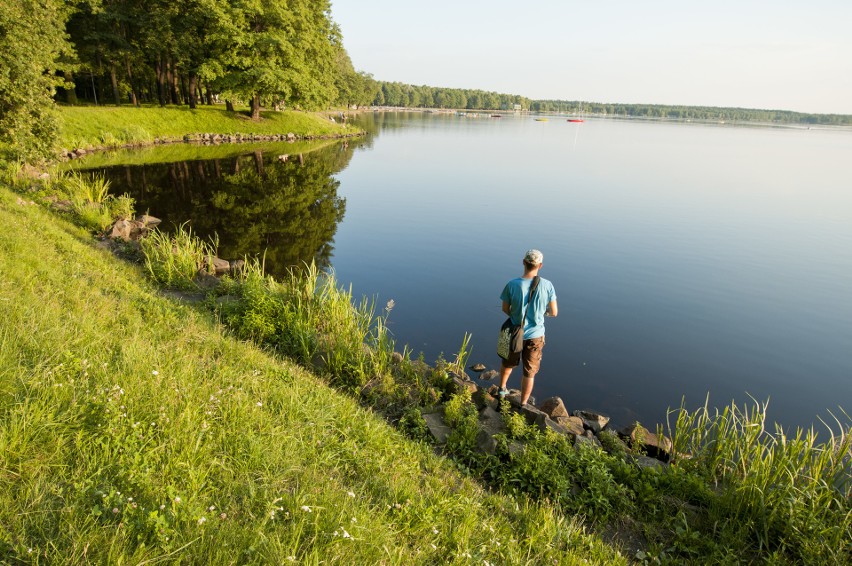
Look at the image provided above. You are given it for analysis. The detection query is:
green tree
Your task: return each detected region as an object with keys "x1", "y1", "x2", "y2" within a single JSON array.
[
  {"x1": 0, "y1": 0, "x2": 72, "y2": 162},
  {"x1": 213, "y1": 0, "x2": 340, "y2": 119}
]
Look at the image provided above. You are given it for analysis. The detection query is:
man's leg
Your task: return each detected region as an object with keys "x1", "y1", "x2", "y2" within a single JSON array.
[
  {"x1": 520, "y1": 376, "x2": 535, "y2": 405},
  {"x1": 499, "y1": 366, "x2": 512, "y2": 390},
  {"x1": 519, "y1": 337, "x2": 545, "y2": 406}
]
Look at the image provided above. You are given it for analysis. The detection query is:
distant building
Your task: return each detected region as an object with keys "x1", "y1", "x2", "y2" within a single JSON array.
[{"x1": 513, "y1": 104, "x2": 522, "y2": 111}]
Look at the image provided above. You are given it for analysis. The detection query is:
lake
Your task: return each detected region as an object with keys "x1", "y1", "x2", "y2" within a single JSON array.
[{"x1": 75, "y1": 112, "x2": 852, "y2": 431}]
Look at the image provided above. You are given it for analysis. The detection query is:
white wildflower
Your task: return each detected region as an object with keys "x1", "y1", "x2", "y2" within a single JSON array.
[
  {"x1": 347, "y1": 490, "x2": 355, "y2": 498},
  {"x1": 300, "y1": 505, "x2": 311, "y2": 513},
  {"x1": 198, "y1": 516, "x2": 206, "y2": 525},
  {"x1": 152, "y1": 370, "x2": 159, "y2": 376}
]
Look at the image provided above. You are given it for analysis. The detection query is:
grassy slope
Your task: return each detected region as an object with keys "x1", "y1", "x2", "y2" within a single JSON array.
[
  {"x1": 0, "y1": 185, "x2": 623, "y2": 563},
  {"x1": 58, "y1": 105, "x2": 355, "y2": 151}
]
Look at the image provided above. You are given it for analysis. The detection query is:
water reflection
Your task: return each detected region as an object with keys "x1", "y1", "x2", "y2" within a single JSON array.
[{"x1": 84, "y1": 142, "x2": 356, "y2": 278}]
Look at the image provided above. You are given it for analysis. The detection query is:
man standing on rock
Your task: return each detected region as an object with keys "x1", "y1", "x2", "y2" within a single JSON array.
[{"x1": 498, "y1": 249, "x2": 558, "y2": 407}]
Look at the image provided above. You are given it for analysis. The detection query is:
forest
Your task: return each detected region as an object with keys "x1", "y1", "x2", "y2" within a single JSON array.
[{"x1": 2, "y1": 0, "x2": 850, "y2": 164}]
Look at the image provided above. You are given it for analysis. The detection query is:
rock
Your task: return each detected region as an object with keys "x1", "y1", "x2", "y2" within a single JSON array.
[
  {"x1": 554, "y1": 415, "x2": 586, "y2": 437},
  {"x1": 507, "y1": 392, "x2": 535, "y2": 409},
  {"x1": 422, "y1": 411, "x2": 452, "y2": 444},
  {"x1": 479, "y1": 405, "x2": 506, "y2": 436},
  {"x1": 286, "y1": 132, "x2": 296, "y2": 142},
  {"x1": 540, "y1": 397, "x2": 570, "y2": 419},
  {"x1": 278, "y1": 154, "x2": 289, "y2": 162},
  {"x1": 135, "y1": 214, "x2": 162, "y2": 228},
  {"x1": 448, "y1": 369, "x2": 472, "y2": 382},
  {"x1": 476, "y1": 429, "x2": 498, "y2": 455},
  {"x1": 193, "y1": 268, "x2": 220, "y2": 290},
  {"x1": 391, "y1": 351, "x2": 404, "y2": 364},
  {"x1": 574, "y1": 434, "x2": 602, "y2": 450},
  {"x1": 472, "y1": 387, "x2": 497, "y2": 411},
  {"x1": 534, "y1": 413, "x2": 571, "y2": 436},
  {"x1": 469, "y1": 363, "x2": 487, "y2": 372},
  {"x1": 573, "y1": 409, "x2": 611, "y2": 434},
  {"x1": 74, "y1": 148, "x2": 87, "y2": 156},
  {"x1": 50, "y1": 199, "x2": 72, "y2": 212},
  {"x1": 203, "y1": 256, "x2": 231, "y2": 275},
  {"x1": 109, "y1": 219, "x2": 133, "y2": 241},
  {"x1": 229, "y1": 259, "x2": 246, "y2": 275},
  {"x1": 128, "y1": 220, "x2": 147, "y2": 240},
  {"x1": 621, "y1": 423, "x2": 673, "y2": 461},
  {"x1": 519, "y1": 402, "x2": 546, "y2": 426},
  {"x1": 450, "y1": 373, "x2": 477, "y2": 395},
  {"x1": 478, "y1": 369, "x2": 498, "y2": 381}
]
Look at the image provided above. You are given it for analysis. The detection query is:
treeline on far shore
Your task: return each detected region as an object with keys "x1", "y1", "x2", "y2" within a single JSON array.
[
  {"x1": 530, "y1": 99, "x2": 852, "y2": 125},
  {"x1": 368, "y1": 82, "x2": 851, "y2": 126}
]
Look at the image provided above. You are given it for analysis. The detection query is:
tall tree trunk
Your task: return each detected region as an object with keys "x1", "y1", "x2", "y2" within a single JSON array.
[
  {"x1": 125, "y1": 57, "x2": 139, "y2": 107},
  {"x1": 179, "y1": 75, "x2": 189, "y2": 106},
  {"x1": 63, "y1": 71, "x2": 78, "y2": 104},
  {"x1": 109, "y1": 65, "x2": 121, "y2": 106},
  {"x1": 187, "y1": 72, "x2": 198, "y2": 109},
  {"x1": 205, "y1": 85, "x2": 214, "y2": 105},
  {"x1": 225, "y1": 99, "x2": 235, "y2": 112},
  {"x1": 167, "y1": 58, "x2": 179, "y2": 105},
  {"x1": 155, "y1": 57, "x2": 167, "y2": 106},
  {"x1": 251, "y1": 93, "x2": 261, "y2": 120}
]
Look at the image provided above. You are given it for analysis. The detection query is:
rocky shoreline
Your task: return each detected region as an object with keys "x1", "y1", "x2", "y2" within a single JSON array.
[
  {"x1": 420, "y1": 365, "x2": 674, "y2": 469},
  {"x1": 97, "y1": 212, "x2": 674, "y2": 469},
  {"x1": 59, "y1": 130, "x2": 364, "y2": 161}
]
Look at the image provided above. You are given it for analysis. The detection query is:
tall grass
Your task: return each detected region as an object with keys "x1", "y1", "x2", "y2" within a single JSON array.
[
  {"x1": 140, "y1": 224, "x2": 217, "y2": 290},
  {"x1": 668, "y1": 398, "x2": 851, "y2": 562}
]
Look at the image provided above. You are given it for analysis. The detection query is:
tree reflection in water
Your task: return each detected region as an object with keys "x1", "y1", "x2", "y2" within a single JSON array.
[{"x1": 87, "y1": 142, "x2": 356, "y2": 279}]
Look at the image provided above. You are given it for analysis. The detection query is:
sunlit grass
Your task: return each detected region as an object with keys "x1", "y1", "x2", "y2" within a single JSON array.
[
  {"x1": 0, "y1": 181, "x2": 623, "y2": 563},
  {"x1": 58, "y1": 105, "x2": 354, "y2": 151}
]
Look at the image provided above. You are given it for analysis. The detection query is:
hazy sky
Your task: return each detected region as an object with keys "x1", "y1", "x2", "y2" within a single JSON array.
[{"x1": 331, "y1": 0, "x2": 852, "y2": 114}]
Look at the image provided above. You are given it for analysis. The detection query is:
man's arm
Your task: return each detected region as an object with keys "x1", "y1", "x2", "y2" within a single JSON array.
[
  {"x1": 502, "y1": 300, "x2": 511, "y2": 316},
  {"x1": 546, "y1": 300, "x2": 558, "y2": 317}
]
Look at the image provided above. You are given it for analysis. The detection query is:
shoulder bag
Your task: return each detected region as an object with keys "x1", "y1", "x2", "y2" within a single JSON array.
[{"x1": 497, "y1": 276, "x2": 540, "y2": 360}]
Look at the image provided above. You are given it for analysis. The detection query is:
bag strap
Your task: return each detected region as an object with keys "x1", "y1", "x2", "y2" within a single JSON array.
[{"x1": 521, "y1": 276, "x2": 540, "y2": 327}]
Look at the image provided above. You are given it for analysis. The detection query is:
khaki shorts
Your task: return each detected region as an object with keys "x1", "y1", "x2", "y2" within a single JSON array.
[{"x1": 501, "y1": 336, "x2": 545, "y2": 378}]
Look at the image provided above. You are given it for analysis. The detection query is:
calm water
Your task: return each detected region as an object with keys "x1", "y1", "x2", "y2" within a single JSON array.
[{"x1": 79, "y1": 113, "x2": 852, "y2": 430}]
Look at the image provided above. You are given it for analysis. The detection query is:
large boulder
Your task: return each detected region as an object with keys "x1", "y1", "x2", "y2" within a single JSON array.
[
  {"x1": 540, "y1": 397, "x2": 570, "y2": 419},
  {"x1": 553, "y1": 415, "x2": 585, "y2": 437},
  {"x1": 573, "y1": 409, "x2": 610, "y2": 434},
  {"x1": 109, "y1": 219, "x2": 133, "y2": 241}
]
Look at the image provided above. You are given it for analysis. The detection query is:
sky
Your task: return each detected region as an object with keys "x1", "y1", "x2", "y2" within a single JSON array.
[{"x1": 331, "y1": 0, "x2": 852, "y2": 115}]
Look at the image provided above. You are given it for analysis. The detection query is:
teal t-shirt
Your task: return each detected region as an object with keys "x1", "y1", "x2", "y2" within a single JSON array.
[{"x1": 500, "y1": 277, "x2": 557, "y2": 339}]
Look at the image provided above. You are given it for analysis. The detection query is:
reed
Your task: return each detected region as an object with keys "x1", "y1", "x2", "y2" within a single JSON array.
[
  {"x1": 668, "y1": 398, "x2": 851, "y2": 562},
  {"x1": 140, "y1": 223, "x2": 216, "y2": 290}
]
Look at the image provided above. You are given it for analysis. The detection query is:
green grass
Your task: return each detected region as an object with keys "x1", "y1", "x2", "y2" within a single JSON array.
[
  {"x1": 0, "y1": 183, "x2": 623, "y2": 563},
  {"x1": 57, "y1": 105, "x2": 357, "y2": 151}
]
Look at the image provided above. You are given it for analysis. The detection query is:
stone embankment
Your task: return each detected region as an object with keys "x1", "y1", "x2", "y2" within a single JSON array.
[
  {"x1": 422, "y1": 366, "x2": 674, "y2": 469},
  {"x1": 60, "y1": 131, "x2": 363, "y2": 160}
]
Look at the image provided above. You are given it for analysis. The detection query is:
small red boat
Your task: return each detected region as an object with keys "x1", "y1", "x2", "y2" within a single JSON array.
[{"x1": 567, "y1": 119, "x2": 584, "y2": 123}]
